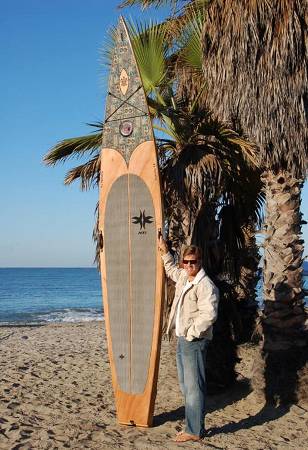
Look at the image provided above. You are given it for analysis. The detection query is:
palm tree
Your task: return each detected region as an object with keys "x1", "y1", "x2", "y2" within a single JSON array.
[{"x1": 200, "y1": 0, "x2": 308, "y2": 405}]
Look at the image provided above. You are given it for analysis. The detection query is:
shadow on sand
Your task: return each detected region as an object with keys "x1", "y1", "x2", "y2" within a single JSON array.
[
  {"x1": 206, "y1": 405, "x2": 290, "y2": 437},
  {"x1": 153, "y1": 378, "x2": 290, "y2": 434},
  {"x1": 154, "y1": 406, "x2": 185, "y2": 427},
  {"x1": 154, "y1": 378, "x2": 252, "y2": 427}
]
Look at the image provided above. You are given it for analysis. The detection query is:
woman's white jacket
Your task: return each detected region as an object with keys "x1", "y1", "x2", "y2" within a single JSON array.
[{"x1": 162, "y1": 252, "x2": 219, "y2": 341}]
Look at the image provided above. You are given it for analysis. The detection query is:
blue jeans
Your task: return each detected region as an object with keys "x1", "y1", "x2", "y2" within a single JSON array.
[{"x1": 176, "y1": 336, "x2": 209, "y2": 437}]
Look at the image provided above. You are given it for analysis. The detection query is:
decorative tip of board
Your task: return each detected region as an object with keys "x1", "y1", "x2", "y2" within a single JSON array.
[
  {"x1": 102, "y1": 13, "x2": 153, "y2": 162},
  {"x1": 118, "y1": 16, "x2": 127, "y2": 42}
]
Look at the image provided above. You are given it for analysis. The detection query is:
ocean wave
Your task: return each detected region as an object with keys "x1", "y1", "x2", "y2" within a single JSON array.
[
  {"x1": 0, "y1": 308, "x2": 103, "y2": 326},
  {"x1": 36, "y1": 308, "x2": 103, "y2": 323}
]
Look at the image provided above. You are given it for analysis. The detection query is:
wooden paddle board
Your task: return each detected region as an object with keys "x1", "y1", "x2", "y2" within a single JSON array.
[{"x1": 98, "y1": 17, "x2": 164, "y2": 427}]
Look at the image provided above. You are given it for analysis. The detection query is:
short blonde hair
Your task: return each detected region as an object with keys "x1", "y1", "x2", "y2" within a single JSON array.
[{"x1": 182, "y1": 245, "x2": 202, "y2": 261}]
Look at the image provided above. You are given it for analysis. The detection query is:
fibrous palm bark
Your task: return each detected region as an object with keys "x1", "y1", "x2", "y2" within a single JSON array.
[
  {"x1": 201, "y1": 0, "x2": 307, "y2": 159},
  {"x1": 252, "y1": 171, "x2": 307, "y2": 404}
]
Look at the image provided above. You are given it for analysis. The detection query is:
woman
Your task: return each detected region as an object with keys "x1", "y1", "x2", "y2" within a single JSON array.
[{"x1": 158, "y1": 236, "x2": 219, "y2": 443}]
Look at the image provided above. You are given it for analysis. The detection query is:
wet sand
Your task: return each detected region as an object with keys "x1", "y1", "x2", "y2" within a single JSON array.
[{"x1": 0, "y1": 322, "x2": 307, "y2": 449}]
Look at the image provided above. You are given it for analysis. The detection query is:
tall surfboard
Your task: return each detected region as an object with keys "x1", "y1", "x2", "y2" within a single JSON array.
[{"x1": 99, "y1": 17, "x2": 164, "y2": 427}]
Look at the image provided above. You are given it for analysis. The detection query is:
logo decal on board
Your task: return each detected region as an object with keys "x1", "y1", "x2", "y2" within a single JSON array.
[
  {"x1": 119, "y1": 121, "x2": 133, "y2": 137},
  {"x1": 132, "y1": 210, "x2": 153, "y2": 234},
  {"x1": 120, "y1": 68, "x2": 129, "y2": 95}
]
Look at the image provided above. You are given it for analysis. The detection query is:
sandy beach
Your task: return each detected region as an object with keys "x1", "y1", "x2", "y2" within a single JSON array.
[{"x1": 0, "y1": 322, "x2": 307, "y2": 450}]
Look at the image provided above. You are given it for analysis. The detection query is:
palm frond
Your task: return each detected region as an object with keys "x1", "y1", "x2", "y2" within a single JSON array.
[
  {"x1": 127, "y1": 19, "x2": 170, "y2": 95},
  {"x1": 43, "y1": 129, "x2": 102, "y2": 166},
  {"x1": 120, "y1": 0, "x2": 180, "y2": 9},
  {"x1": 215, "y1": 127, "x2": 259, "y2": 169},
  {"x1": 162, "y1": 146, "x2": 224, "y2": 211},
  {"x1": 64, "y1": 155, "x2": 101, "y2": 191},
  {"x1": 100, "y1": 25, "x2": 118, "y2": 69},
  {"x1": 177, "y1": 10, "x2": 204, "y2": 71}
]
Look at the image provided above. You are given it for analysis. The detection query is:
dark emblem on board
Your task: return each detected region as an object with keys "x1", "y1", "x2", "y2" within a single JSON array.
[
  {"x1": 119, "y1": 121, "x2": 133, "y2": 137},
  {"x1": 132, "y1": 210, "x2": 154, "y2": 231}
]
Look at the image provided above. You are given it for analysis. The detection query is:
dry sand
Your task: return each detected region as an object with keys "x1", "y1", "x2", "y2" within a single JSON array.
[{"x1": 0, "y1": 322, "x2": 307, "y2": 450}]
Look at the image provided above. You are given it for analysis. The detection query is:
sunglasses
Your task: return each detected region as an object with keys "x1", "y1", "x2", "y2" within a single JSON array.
[{"x1": 182, "y1": 259, "x2": 198, "y2": 265}]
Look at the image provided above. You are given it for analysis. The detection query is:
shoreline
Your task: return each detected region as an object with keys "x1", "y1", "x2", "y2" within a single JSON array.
[
  {"x1": 0, "y1": 319, "x2": 103, "y2": 329},
  {"x1": 0, "y1": 322, "x2": 307, "y2": 449}
]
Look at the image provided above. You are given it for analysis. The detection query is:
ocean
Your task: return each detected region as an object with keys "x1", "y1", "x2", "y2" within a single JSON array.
[
  {"x1": 0, "y1": 268, "x2": 102, "y2": 325},
  {"x1": 0, "y1": 268, "x2": 307, "y2": 326}
]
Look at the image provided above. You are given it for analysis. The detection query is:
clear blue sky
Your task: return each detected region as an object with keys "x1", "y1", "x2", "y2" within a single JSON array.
[
  {"x1": 0, "y1": 0, "x2": 169, "y2": 267},
  {"x1": 0, "y1": 0, "x2": 307, "y2": 267}
]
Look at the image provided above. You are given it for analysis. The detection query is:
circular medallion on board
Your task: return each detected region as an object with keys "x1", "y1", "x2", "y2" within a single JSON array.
[{"x1": 119, "y1": 121, "x2": 133, "y2": 137}]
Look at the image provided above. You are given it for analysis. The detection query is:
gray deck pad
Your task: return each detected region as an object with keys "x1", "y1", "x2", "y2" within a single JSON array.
[{"x1": 104, "y1": 174, "x2": 156, "y2": 394}]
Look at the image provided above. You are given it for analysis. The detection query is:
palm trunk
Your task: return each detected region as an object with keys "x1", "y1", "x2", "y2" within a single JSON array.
[{"x1": 252, "y1": 170, "x2": 307, "y2": 405}]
